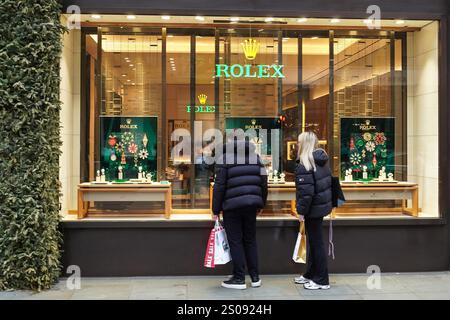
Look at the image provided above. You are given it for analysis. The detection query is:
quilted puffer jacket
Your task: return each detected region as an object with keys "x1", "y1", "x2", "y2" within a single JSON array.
[
  {"x1": 295, "y1": 149, "x2": 332, "y2": 218},
  {"x1": 212, "y1": 140, "x2": 268, "y2": 214}
]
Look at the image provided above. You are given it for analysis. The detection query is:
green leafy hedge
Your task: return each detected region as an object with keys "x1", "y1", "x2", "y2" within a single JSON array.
[{"x1": 0, "y1": 0, "x2": 66, "y2": 291}]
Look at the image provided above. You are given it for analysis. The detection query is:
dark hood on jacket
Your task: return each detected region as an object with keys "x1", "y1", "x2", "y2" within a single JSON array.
[
  {"x1": 296, "y1": 148, "x2": 329, "y2": 167},
  {"x1": 313, "y1": 148, "x2": 329, "y2": 167}
]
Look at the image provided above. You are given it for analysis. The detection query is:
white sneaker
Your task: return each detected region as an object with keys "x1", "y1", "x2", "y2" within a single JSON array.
[
  {"x1": 303, "y1": 281, "x2": 330, "y2": 290},
  {"x1": 294, "y1": 275, "x2": 311, "y2": 284},
  {"x1": 250, "y1": 277, "x2": 262, "y2": 288}
]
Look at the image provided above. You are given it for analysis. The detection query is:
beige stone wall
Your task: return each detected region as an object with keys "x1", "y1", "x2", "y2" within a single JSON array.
[
  {"x1": 59, "y1": 19, "x2": 81, "y2": 214},
  {"x1": 407, "y1": 21, "x2": 440, "y2": 217}
]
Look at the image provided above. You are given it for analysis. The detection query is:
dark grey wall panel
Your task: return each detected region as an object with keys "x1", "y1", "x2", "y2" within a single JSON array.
[
  {"x1": 60, "y1": 0, "x2": 448, "y2": 19},
  {"x1": 61, "y1": 220, "x2": 449, "y2": 277}
]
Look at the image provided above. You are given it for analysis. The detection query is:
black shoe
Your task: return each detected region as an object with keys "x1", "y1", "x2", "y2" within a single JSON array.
[
  {"x1": 250, "y1": 275, "x2": 262, "y2": 288},
  {"x1": 221, "y1": 277, "x2": 247, "y2": 290}
]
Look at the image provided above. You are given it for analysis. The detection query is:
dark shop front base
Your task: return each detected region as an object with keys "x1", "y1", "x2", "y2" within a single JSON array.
[{"x1": 61, "y1": 218, "x2": 449, "y2": 277}]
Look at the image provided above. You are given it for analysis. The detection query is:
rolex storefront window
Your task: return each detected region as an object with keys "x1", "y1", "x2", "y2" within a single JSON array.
[{"x1": 60, "y1": 15, "x2": 440, "y2": 221}]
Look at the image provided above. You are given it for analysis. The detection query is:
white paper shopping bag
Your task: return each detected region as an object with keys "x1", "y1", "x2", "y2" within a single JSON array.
[{"x1": 213, "y1": 220, "x2": 232, "y2": 265}]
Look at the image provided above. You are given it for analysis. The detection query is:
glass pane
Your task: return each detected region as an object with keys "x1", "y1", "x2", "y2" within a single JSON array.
[{"x1": 166, "y1": 34, "x2": 191, "y2": 209}]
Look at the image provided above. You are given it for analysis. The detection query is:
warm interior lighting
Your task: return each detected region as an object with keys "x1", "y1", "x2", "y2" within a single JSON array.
[
  {"x1": 126, "y1": 15, "x2": 136, "y2": 20},
  {"x1": 395, "y1": 20, "x2": 405, "y2": 25},
  {"x1": 311, "y1": 36, "x2": 319, "y2": 39},
  {"x1": 91, "y1": 14, "x2": 101, "y2": 19},
  {"x1": 331, "y1": 18, "x2": 341, "y2": 23},
  {"x1": 297, "y1": 18, "x2": 308, "y2": 23},
  {"x1": 161, "y1": 15, "x2": 171, "y2": 20},
  {"x1": 195, "y1": 16, "x2": 205, "y2": 21},
  {"x1": 265, "y1": 17, "x2": 274, "y2": 23},
  {"x1": 230, "y1": 17, "x2": 239, "y2": 22}
]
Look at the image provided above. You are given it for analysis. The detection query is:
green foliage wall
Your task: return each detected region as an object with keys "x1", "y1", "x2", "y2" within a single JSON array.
[{"x1": 0, "y1": 0, "x2": 66, "y2": 290}]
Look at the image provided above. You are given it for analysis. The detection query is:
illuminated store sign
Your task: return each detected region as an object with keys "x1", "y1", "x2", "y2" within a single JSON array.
[
  {"x1": 186, "y1": 94, "x2": 215, "y2": 113},
  {"x1": 215, "y1": 38, "x2": 285, "y2": 78},
  {"x1": 215, "y1": 64, "x2": 284, "y2": 78}
]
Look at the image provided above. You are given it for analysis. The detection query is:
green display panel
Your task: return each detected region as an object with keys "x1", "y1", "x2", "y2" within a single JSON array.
[
  {"x1": 224, "y1": 117, "x2": 281, "y2": 154},
  {"x1": 340, "y1": 117, "x2": 395, "y2": 180},
  {"x1": 100, "y1": 116, "x2": 157, "y2": 181}
]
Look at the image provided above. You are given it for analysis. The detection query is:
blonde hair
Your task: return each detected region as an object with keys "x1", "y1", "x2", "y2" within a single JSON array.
[{"x1": 297, "y1": 132, "x2": 319, "y2": 172}]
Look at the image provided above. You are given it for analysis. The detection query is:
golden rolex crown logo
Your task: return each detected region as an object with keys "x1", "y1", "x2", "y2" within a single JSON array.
[
  {"x1": 241, "y1": 38, "x2": 260, "y2": 60},
  {"x1": 198, "y1": 94, "x2": 207, "y2": 105},
  {"x1": 251, "y1": 119, "x2": 256, "y2": 125},
  {"x1": 126, "y1": 118, "x2": 132, "y2": 124},
  {"x1": 366, "y1": 119, "x2": 370, "y2": 125}
]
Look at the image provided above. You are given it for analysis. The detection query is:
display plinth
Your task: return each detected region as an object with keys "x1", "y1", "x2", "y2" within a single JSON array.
[
  {"x1": 209, "y1": 181, "x2": 419, "y2": 217},
  {"x1": 77, "y1": 182, "x2": 172, "y2": 219}
]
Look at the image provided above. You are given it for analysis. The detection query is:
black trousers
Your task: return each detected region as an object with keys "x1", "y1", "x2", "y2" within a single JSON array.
[
  {"x1": 303, "y1": 217, "x2": 329, "y2": 285},
  {"x1": 223, "y1": 207, "x2": 258, "y2": 280}
]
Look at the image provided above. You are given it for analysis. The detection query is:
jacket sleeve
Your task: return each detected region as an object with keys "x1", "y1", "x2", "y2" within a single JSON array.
[
  {"x1": 212, "y1": 164, "x2": 227, "y2": 215},
  {"x1": 295, "y1": 169, "x2": 315, "y2": 216}
]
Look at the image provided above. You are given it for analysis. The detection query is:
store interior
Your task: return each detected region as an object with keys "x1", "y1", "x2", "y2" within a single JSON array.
[{"x1": 59, "y1": 15, "x2": 440, "y2": 220}]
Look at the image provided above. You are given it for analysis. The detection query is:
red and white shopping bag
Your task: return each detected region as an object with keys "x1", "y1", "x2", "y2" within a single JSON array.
[
  {"x1": 203, "y1": 224, "x2": 216, "y2": 268},
  {"x1": 204, "y1": 220, "x2": 232, "y2": 268}
]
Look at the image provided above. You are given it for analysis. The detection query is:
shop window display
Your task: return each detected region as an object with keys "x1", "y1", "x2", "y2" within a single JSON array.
[{"x1": 74, "y1": 17, "x2": 440, "y2": 220}]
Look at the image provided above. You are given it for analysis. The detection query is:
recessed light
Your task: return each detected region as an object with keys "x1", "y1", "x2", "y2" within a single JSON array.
[
  {"x1": 127, "y1": 79, "x2": 131, "y2": 82},
  {"x1": 195, "y1": 16, "x2": 205, "y2": 21},
  {"x1": 265, "y1": 17, "x2": 274, "y2": 23},
  {"x1": 297, "y1": 18, "x2": 308, "y2": 23},
  {"x1": 132, "y1": 83, "x2": 135, "y2": 85},
  {"x1": 230, "y1": 17, "x2": 239, "y2": 22},
  {"x1": 167, "y1": 34, "x2": 174, "y2": 38},
  {"x1": 121, "y1": 74, "x2": 127, "y2": 77},
  {"x1": 363, "y1": 19, "x2": 371, "y2": 24},
  {"x1": 129, "y1": 64, "x2": 134, "y2": 67},
  {"x1": 127, "y1": 15, "x2": 136, "y2": 20},
  {"x1": 91, "y1": 14, "x2": 101, "y2": 19},
  {"x1": 395, "y1": 20, "x2": 405, "y2": 25},
  {"x1": 331, "y1": 18, "x2": 341, "y2": 23},
  {"x1": 161, "y1": 15, "x2": 171, "y2": 20},
  {"x1": 311, "y1": 36, "x2": 319, "y2": 39}
]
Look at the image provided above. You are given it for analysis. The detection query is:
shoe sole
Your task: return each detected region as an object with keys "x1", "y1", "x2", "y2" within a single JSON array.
[
  {"x1": 221, "y1": 283, "x2": 247, "y2": 290},
  {"x1": 251, "y1": 280, "x2": 262, "y2": 288},
  {"x1": 303, "y1": 284, "x2": 330, "y2": 290}
]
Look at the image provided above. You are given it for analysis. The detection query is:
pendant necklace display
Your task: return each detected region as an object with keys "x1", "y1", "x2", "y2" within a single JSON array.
[
  {"x1": 110, "y1": 150, "x2": 117, "y2": 162},
  {"x1": 121, "y1": 152, "x2": 126, "y2": 165},
  {"x1": 142, "y1": 133, "x2": 148, "y2": 148}
]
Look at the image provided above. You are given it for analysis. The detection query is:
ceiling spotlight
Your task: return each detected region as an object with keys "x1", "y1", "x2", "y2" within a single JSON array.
[
  {"x1": 297, "y1": 18, "x2": 308, "y2": 23},
  {"x1": 127, "y1": 79, "x2": 131, "y2": 82},
  {"x1": 265, "y1": 17, "x2": 274, "y2": 23},
  {"x1": 121, "y1": 74, "x2": 127, "y2": 77},
  {"x1": 395, "y1": 20, "x2": 405, "y2": 25},
  {"x1": 126, "y1": 15, "x2": 136, "y2": 20},
  {"x1": 161, "y1": 15, "x2": 171, "y2": 20},
  {"x1": 330, "y1": 18, "x2": 341, "y2": 23},
  {"x1": 129, "y1": 64, "x2": 134, "y2": 67},
  {"x1": 230, "y1": 17, "x2": 240, "y2": 22},
  {"x1": 195, "y1": 16, "x2": 205, "y2": 21},
  {"x1": 91, "y1": 14, "x2": 101, "y2": 19}
]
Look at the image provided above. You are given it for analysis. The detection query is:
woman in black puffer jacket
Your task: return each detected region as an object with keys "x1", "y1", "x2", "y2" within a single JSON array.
[
  {"x1": 212, "y1": 138, "x2": 268, "y2": 290},
  {"x1": 294, "y1": 132, "x2": 332, "y2": 290}
]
